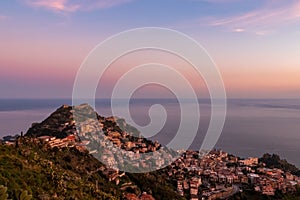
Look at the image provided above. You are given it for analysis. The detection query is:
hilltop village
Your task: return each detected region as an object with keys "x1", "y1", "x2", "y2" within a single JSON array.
[{"x1": 1, "y1": 104, "x2": 299, "y2": 200}]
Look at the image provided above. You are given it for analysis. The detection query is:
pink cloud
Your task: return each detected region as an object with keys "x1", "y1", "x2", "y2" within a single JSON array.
[
  {"x1": 208, "y1": 0, "x2": 300, "y2": 35},
  {"x1": 25, "y1": 0, "x2": 79, "y2": 12},
  {"x1": 24, "y1": 0, "x2": 133, "y2": 13}
]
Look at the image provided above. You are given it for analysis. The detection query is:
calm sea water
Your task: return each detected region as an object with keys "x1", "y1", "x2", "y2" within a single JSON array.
[{"x1": 0, "y1": 99, "x2": 299, "y2": 167}]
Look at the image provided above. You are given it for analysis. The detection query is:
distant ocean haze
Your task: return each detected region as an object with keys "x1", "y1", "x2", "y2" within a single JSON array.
[{"x1": 0, "y1": 98, "x2": 299, "y2": 167}]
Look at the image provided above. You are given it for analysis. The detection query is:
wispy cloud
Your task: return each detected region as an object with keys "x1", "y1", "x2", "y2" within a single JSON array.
[
  {"x1": 24, "y1": 0, "x2": 133, "y2": 13},
  {"x1": 208, "y1": 0, "x2": 300, "y2": 35},
  {"x1": 194, "y1": 0, "x2": 240, "y2": 3},
  {"x1": 232, "y1": 28, "x2": 245, "y2": 33}
]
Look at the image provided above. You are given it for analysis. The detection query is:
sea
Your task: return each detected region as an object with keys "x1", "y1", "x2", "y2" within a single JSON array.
[{"x1": 0, "y1": 98, "x2": 299, "y2": 167}]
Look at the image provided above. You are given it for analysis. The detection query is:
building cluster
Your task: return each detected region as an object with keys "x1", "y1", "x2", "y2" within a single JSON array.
[
  {"x1": 21, "y1": 105, "x2": 173, "y2": 172},
  {"x1": 76, "y1": 116, "x2": 175, "y2": 171},
  {"x1": 17, "y1": 129, "x2": 300, "y2": 200},
  {"x1": 36, "y1": 134, "x2": 130, "y2": 189},
  {"x1": 37, "y1": 133, "x2": 90, "y2": 152},
  {"x1": 252, "y1": 168, "x2": 299, "y2": 195},
  {"x1": 167, "y1": 150, "x2": 300, "y2": 200}
]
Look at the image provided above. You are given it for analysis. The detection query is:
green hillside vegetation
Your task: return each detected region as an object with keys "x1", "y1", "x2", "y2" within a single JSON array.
[
  {"x1": 229, "y1": 188, "x2": 300, "y2": 200},
  {"x1": 259, "y1": 154, "x2": 300, "y2": 176},
  {"x1": 0, "y1": 137, "x2": 182, "y2": 200}
]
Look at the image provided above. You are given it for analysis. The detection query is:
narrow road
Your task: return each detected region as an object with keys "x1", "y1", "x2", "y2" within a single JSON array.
[{"x1": 220, "y1": 184, "x2": 240, "y2": 199}]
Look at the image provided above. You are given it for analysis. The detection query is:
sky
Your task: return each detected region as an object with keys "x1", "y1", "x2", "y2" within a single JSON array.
[{"x1": 1, "y1": 0, "x2": 300, "y2": 99}]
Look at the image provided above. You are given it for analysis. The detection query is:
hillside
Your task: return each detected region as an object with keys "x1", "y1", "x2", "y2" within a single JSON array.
[
  {"x1": 26, "y1": 105, "x2": 76, "y2": 138},
  {"x1": 0, "y1": 137, "x2": 182, "y2": 200},
  {"x1": 1, "y1": 104, "x2": 300, "y2": 200},
  {"x1": 259, "y1": 154, "x2": 300, "y2": 176},
  {"x1": 1, "y1": 104, "x2": 182, "y2": 200},
  {"x1": 25, "y1": 104, "x2": 175, "y2": 173}
]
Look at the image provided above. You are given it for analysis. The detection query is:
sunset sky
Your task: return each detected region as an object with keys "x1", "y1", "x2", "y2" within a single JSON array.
[{"x1": 1, "y1": 0, "x2": 300, "y2": 99}]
